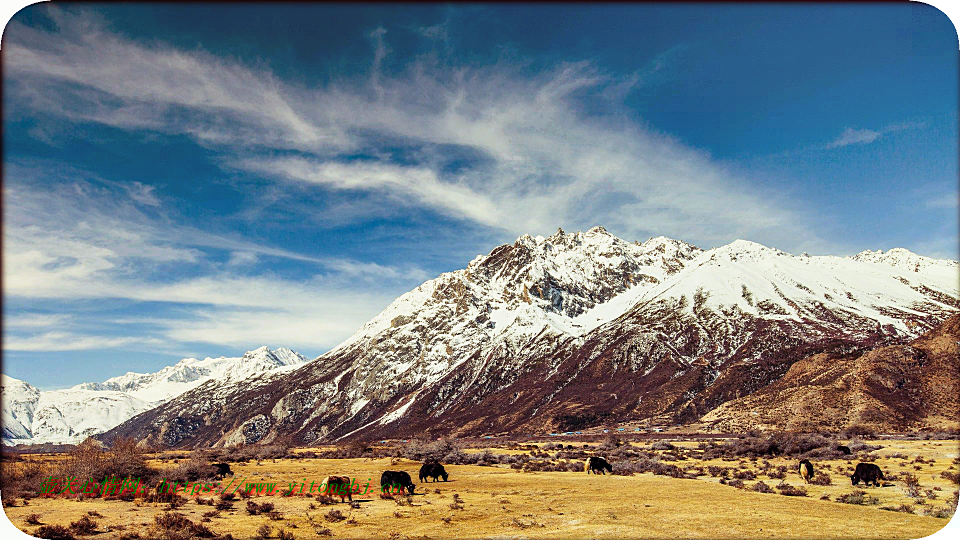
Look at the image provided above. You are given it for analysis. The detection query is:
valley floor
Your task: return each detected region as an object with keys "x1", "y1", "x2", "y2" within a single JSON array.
[{"x1": 4, "y1": 439, "x2": 957, "y2": 539}]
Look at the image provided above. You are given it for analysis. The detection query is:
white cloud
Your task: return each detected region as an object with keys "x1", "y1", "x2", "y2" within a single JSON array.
[
  {"x1": 227, "y1": 251, "x2": 259, "y2": 266},
  {"x1": 4, "y1": 8, "x2": 830, "y2": 252},
  {"x1": 4, "y1": 314, "x2": 71, "y2": 328},
  {"x1": 926, "y1": 193, "x2": 960, "y2": 210},
  {"x1": 825, "y1": 122, "x2": 923, "y2": 149},
  {"x1": 827, "y1": 128, "x2": 882, "y2": 148},
  {"x1": 2, "y1": 173, "x2": 423, "y2": 354},
  {"x1": 4, "y1": 332, "x2": 166, "y2": 352}
]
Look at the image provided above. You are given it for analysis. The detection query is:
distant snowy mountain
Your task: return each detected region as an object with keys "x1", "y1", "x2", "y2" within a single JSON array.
[
  {"x1": 1, "y1": 347, "x2": 309, "y2": 445},
  {"x1": 100, "y1": 229, "x2": 959, "y2": 448}
]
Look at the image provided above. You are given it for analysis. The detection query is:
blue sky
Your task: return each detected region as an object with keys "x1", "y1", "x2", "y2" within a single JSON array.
[{"x1": 3, "y1": 4, "x2": 958, "y2": 389}]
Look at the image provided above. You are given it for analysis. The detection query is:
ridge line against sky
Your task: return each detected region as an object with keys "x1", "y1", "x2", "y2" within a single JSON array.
[{"x1": 2, "y1": 4, "x2": 957, "y2": 388}]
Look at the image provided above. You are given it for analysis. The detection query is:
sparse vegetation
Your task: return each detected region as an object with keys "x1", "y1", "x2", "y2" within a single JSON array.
[
  {"x1": 33, "y1": 524, "x2": 76, "y2": 540},
  {"x1": 837, "y1": 490, "x2": 879, "y2": 505}
]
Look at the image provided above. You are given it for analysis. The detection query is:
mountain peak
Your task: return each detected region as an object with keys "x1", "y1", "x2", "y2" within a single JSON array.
[{"x1": 851, "y1": 247, "x2": 959, "y2": 272}]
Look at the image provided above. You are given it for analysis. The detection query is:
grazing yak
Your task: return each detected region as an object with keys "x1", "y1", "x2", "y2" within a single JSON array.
[
  {"x1": 419, "y1": 463, "x2": 449, "y2": 482},
  {"x1": 212, "y1": 463, "x2": 233, "y2": 479},
  {"x1": 321, "y1": 475, "x2": 354, "y2": 502},
  {"x1": 837, "y1": 445, "x2": 852, "y2": 455},
  {"x1": 381, "y1": 470, "x2": 416, "y2": 495},
  {"x1": 851, "y1": 463, "x2": 885, "y2": 487},
  {"x1": 585, "y1": 456, "x2": 613, "y2": 475},
  {"x1": 798, "y1": 460, "x2": 814, "y2": 483}
]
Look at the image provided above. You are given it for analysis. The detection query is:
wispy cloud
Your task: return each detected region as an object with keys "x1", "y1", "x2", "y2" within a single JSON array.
[
  {"x1": 4, "y1": 332, "x2": 167, "y2": 352},
  {"x1": 4, "y1": 7, "x2": 828, "y2": 252},
  {"x1": 3, "y1": 169, "x2": 420, "y2": 354},
  {"x1": 825, "y1": 122, "x2": 923, "y2": 149},
  {"x1": 925, "y1": 193, "x2": 959, "y2": 210}
]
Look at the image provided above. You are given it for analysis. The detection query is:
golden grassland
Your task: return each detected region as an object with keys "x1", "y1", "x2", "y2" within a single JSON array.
[{"x1": 4, "y1": 439, "x2": 958, "y2": 540}]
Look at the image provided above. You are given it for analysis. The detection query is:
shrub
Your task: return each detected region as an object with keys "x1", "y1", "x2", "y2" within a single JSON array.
[
  {"x1": 841, "y1": 425, "x2": 876, "y2": 439},
  {"x1": 837, "y1": 490, "x2": 878, "y2": 505},
  {"x1": 923, "y1": 506, "x2": 956, "y2": 519},
  {"x1": 598, "y1": 434, "x2": 622, "y2": 450},
  {"x1": 324, "y1": 509, "x2": 347, "y2": 522},
  {"x1": 267, "y1": 511, "x2": 284, "y2": 521},
  {"x1": 707, "y1": 466, "x2": 728, "y2": 478},
  {"x1": 277, "y1": 528, "x2": 294, "y2": 540},
  {"x1": 809, "y1": 473, "x2": 832, "y2": 486},
  {"x1": 151, "y1": 512, "x2": 215, "y2": 538},
  {"x1": 69, "y1": 516, "x2": 98, "y2": 536},
  {"x1": 752, "y1": 481, "x2": 774, "y2": 493},
  {"x1": 941, "y1": 471, "x2": 960, "y2": 485},
  {"x1": 254, "y1": 524, "x2": 271, "y2": 540},
  {"x1": 33, "y1": 525, "x2": 76, "y2": 540},
  {"x1": 902, "y1": 473, "x2": 922, "y2": 497},
  {"x1": 776, "y1": 482, "x2": 807, "y2": 497},
  {"x1": 880, "y1": 504, "x2": 915, "y2": 514},
  {"x1": 215, "y1": 499, "x2": 234, "y2": 511},
  {"x1": 26, "y1": 513, "x2": 43, "y2": 525},
  {"x1": 847, "y1": 439, "x2": 882, "y2": 454},
  {"x1": 727, "y1": 479, "x2": 745, "y2": 489},
  {"x1": 246, "y1": 501, "x2": 275, "y2": 515},
  {"x1": 0, "y1": 459, "x2": 50, "y2": 502}
]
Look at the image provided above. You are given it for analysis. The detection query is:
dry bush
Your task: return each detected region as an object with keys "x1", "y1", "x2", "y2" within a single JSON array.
[
  {"x1": 277, "y1": 528, "x2": 294, "y2": 540},
  {"x1": 266, "y1": 511, "x2": 284, "y2": 521},
  {"x1": 246, "y1": 501, "x2": 275, "y2": 515},
  {"x1": 776, "y1": 482, "x2": 807, "y2": 497},
  {"x1": 726, "y1": 478, "x2": 746, "y2": 489},
  {"x1": 847, "y1": 439, "x2": 883, "y2": 454},
  {"x1": 704, "y1": 432, "x2": 847, "y2": 460},
  {"x1": 837, "y1": 490, "x2": 879, "y2": 505},
  {"x1": 941, "y1": 471, "x2": 960, "y2": 485},
  {"x1": 767, "y1": 466, "x2": 787, "y2": 479},
  {"x1": 598, "y1": 434, "x2": 622, "y2": 450},
  {"x1": 254, "y1": 524, "x2": 271, "y2": 540},
  {"x1": 33, "y1": 524, "x2": 76, "y2": 540},
  {"x1": 165, "y1": 453, "x2": 215, "y2": 485},
  {"x1": 68, "y1": 515, "x2": 98, "y2": 536},
  {"x1": 841, "y1": 425, "x2": 875, "y2": 439},
  {"x1": 401, "y1": 437, "x2": 461, "y2": 462},
  {"x1": 809, "y1": 473, "x2": 832, "y2": 486},
  {"x1": 752, "y1": 481, "x2": 774, "y2": 493},
  {"x1": 0, "y1": 458, "x2": 50, "y2": 502},
  {"x1": 324, "y1": 509, "x2": 347, "y2": 522},
  {"x1": 902, "y1": 473, "x2": 922, "y2": 497},
  {"x1": 150, "y1": 511, "x2": 215, "y2": 539},
  {"x1": 707, "y1": 466, "x2": 729, "y2": 478},
  {"x1": 26, "y1": 513, "x2": 44, "y2": 524}
]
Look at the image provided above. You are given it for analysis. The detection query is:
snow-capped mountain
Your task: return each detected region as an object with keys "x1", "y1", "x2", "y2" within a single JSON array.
[
  {"x1": 74, "y1": 346, "x2": 307, "y2": 403},
  {"x1": 100, "y1": 228, "x2": 959, "y2": 447},
  {"x1": 1, "y1": 347, "x2": 308, "y2": 445}
]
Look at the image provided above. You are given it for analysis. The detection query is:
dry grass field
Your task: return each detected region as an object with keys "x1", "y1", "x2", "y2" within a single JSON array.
[{"x1": 2, "y1": 438, "x2": 957, "y2": 540}]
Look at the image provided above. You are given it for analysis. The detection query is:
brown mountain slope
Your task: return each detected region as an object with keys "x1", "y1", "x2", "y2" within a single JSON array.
[{"x1": 700, "y1": 314, "x2": 960, "y2": 433}]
